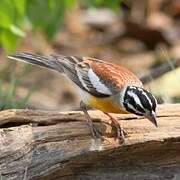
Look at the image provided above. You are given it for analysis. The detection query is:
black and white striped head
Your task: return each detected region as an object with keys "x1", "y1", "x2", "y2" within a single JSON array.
[{"x1": 123, "y1": 86, "x2": 157, "y2": 127}]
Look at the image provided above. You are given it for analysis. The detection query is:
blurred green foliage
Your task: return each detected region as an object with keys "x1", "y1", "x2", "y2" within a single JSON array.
[
  {"x1": 0, "y1": 0, "x2": 26, "y2": 52},
  {"x1": 0, "y1": 75, "x2": 33, "y2": 110},
  {"x1": 0, "y1": 0, "x2": 121, "y2": 53},
  {"x1": 0, "y1": 0, "x2": 76, "y2": 109},
  {"x1": 0, "y1": 64, "x2": 34, "y2": 110},
  {"x1": 27, "y1": 0, "x2": 76, "y2": 40},
  {"x1": 0, "y1": 0, "x2": 76, "y2": 53},
  {"x1": 80, "y1": 0, "x2": 121, "y2": 12},
  {"x1": 0, "y1": 0, "x2": 121, "y2": 110}
]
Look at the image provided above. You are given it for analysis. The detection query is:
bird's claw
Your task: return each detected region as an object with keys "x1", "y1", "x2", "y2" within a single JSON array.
[{"x1": 88, "y1": 123, "x2": 111, "y2": 143}]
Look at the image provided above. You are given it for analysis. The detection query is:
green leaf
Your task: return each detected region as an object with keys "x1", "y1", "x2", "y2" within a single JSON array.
[
  {"x1": 0, "y1": 0, "x2": 14, "y2": 28},
  {"x1": 26, "y1": 0, "x2": 76, "y2": 40},
  {"x1": 80, "y1": 0, "x2": 120, "y2": 12},
  {"x1": 13, "y1": 0, "x2": 26, "y2": 15},
  {"x1": 0, "y1": 12, "x2": 12, "y2": 28},
  {"x1": 47, "y1": 0, "x2": 56, "y2": 9},
  {"x1": 10, "y1": 24, "x2": 26, "y2": 37},
  {"x1": 63, "y1": 0, "x2": 76, "y2": 8},
  {"x1": 0, "y1": 29, "x2": 18, "y2": 52}
]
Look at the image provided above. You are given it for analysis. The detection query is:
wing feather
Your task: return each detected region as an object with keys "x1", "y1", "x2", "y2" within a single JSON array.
[
  {"x1": 53, "y1": 55, "x2": 111, "y2": 97},
  {"x1": 52, "y1": 55, "x2": 142, "y2": 97},
  {"x1": 90, "y1": 59, "x2": 143, "y2": 93}
]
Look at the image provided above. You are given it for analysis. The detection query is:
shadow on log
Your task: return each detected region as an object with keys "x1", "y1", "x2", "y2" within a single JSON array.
[{"x1": 0, "y1": 104, "x2": 180, "y2": 180}]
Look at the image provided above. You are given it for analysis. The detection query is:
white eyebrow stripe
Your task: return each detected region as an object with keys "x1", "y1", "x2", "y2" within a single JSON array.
[
  {"x1": 127, "y1": 91, "x2": 144, "y2": 109},
  {"x1": 127, "y1": 103, "x2": 143, "y2": 115},
  {"x1": 88, "y1": 69, "x2": 112, "y2": 95},
  {"x1": 138, "y1": 88, "x2": 153, "y2": 107}
]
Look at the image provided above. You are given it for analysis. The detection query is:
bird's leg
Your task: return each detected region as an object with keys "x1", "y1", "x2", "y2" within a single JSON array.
[
  {"x1": 103, "y1": 112, "x2": 127, "y2": 140},
  {"x1": 80, "y1": 101, "x2": 103, "y2": 140}
]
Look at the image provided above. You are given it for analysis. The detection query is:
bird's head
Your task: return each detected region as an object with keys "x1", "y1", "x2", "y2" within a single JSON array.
[{"x1": 122, "y1": 86, "x2": 157, "y2": 127}]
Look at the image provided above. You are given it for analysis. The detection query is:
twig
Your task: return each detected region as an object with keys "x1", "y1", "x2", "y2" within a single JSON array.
[{"x1": 140, "y1": 58, "x2": 180, "y2": 84}]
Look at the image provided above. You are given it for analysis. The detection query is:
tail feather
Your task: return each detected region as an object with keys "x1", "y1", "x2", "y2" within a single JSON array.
[{"x1": 7, "y1": 52, "x2": 64, "y2": 72}]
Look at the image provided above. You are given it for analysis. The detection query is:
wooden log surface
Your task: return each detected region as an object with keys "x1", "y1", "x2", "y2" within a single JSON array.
[{"x1": 0, "y1": 104, "x2": 180, "y2": 180}]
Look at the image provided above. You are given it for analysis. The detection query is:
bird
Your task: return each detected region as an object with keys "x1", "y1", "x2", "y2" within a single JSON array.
[{"x1": 8, "y1": 52, "x2": 157, "y2": 142}]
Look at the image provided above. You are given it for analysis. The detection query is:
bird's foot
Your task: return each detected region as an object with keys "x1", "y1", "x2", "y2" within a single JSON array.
[
  {"x1": 103, "y1": 113, "x2": 128, "y2": 143},
  {"x1": 87, "y1": 121, "x2": 110, "y2": 143},
  {"x1": 80, "y1": 101, "x2": 110, "y2": 143},
  {"x1": 111, "y1": 122, "x2": 126, "y2": 143}
]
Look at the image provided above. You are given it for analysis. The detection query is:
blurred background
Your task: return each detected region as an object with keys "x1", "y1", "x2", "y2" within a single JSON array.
[{"x1": 0, "y1": 0, "x2": 180, "y2": 111}]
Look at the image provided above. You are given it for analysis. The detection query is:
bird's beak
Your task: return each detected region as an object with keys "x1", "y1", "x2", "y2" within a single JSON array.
[{"x1": 146, "y1": 111, "x2": 158, "y2": 127}]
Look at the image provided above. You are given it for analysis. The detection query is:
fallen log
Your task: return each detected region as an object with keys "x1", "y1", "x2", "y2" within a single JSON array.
[{"x1": 0, "y1": 104, "x2": 180, "y2": 180}]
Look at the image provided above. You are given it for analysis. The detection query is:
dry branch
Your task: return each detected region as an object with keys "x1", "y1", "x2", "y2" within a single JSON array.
[
  {"x1": 0, "y1": 104, "x2": 180, "y2": 180},
  {"x1": 140, "y1": 58, "x2": 180, "y2": 84}
]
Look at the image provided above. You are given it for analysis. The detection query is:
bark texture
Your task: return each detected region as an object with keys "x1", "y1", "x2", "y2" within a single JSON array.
[{"x1": 0, "y1": 104, "x2": 180, "y2": 180}]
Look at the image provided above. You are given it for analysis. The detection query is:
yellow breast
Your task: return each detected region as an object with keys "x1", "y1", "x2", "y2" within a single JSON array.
[
  {"x1": 79, "y1": 88, "x2": 128, "y2": 114},
  {"x1": 86, "y1": 95, "x2": 128, "y2": 114}
]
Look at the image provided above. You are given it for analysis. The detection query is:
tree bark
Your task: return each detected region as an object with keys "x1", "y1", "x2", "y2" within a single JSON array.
[{"x1": 0, "y1": 104, "x2": 180, "y2": 180}]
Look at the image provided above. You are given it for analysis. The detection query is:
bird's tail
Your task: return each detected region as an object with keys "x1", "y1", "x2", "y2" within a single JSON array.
[{"x1": 7, "y1": 52, "x2": 64, "y2": 73}]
